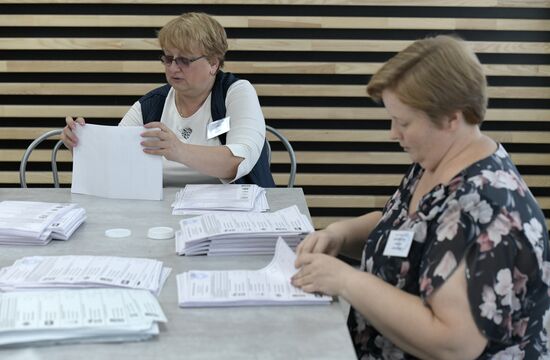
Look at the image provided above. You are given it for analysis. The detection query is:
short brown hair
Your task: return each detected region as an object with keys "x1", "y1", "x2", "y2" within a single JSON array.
[
  {"x1": 367, "y1": 35, "x2": 487, "y2": 125},
  {"x1": 158, "y1": 12, "x2": 228, "y2": 68}
]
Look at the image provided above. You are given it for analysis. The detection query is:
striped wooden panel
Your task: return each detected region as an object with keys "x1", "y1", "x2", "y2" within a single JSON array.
[
  {"x1": 2, "y1": 15, "x2": 549, "y2": 30},
  {"x1": 1, "y1": 0, "x2": 549, "y2": 7},
  {"x1": 1, "y1": 38, "x2": 548, "y2": 53},
  {"x1": 1, "y1": 83, "x2": 549, "y2": 99},
  {"x1": 0, "y1": 1, "x2": 548, "y2": 230}
]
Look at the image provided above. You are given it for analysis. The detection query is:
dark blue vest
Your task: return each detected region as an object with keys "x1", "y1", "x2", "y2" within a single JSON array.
[{"x1": 139, "y1": 71, "x2": 275, "y2": 187}]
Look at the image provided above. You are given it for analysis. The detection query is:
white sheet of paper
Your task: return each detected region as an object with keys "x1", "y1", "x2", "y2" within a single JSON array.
[{"x1": 71, "y1": 124, "x2": 163, "y2": 200}]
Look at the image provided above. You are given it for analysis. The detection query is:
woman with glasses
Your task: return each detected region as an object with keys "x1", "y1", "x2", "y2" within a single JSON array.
[
  {"x1": 62, "y1": 12, "x2": 274, "y2": 187},
  {"x1": 291, "y1": 35, "x2": 549, "y2": 359}
]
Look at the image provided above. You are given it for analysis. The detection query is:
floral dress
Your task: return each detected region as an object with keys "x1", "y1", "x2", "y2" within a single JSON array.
[{"x1": 348, "y1": 145, "x2": 550, "y2": 359}]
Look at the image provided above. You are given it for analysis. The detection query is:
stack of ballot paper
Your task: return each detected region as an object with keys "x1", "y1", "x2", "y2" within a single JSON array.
[
  {"x1": 0, "y1": 256, "x2": 171, "y2": 296},
  {"x1": 175, "y1": 205, "x2": 314, "y2": 256},
  {"x1": 171, "y1": 184, "x2": 269, "y2": 215},
  {"x1": 177, "y1": 237, "x2": 332, "y2": 307},
  {"x1": 0, "y1": 201, "x2": 86, "y2": 245},
  {"x1": 0, "y1": 288, "x2": 167, "y2": 347}
]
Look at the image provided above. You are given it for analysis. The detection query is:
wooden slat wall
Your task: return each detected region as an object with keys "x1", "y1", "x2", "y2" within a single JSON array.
[{"x1": 0, "y1": 0, "x2": 549, "y2": 229}]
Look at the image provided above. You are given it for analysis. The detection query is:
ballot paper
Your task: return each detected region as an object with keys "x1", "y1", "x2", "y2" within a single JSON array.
[
  {"x1": 171, "y1": 184, "x2": 269, "y2": 215},
  {"x1": 0, "y1": 288, "x2": 167, "y2": 347},
  {"x1": 0, "y1": 256, "x2": 171, "y2": 296},
  {"x1": 0, "y1": 201, "x2": 86, "y2": 245},
  {"x1": 175, "y1": 205, "x2": 314, "y2": 256},
  {"x1": 72, "y1": 123, "x2": 163, "y2": 200},
  {"x1": 177, "y1": 237, "x2": 332, "y2": 307}
]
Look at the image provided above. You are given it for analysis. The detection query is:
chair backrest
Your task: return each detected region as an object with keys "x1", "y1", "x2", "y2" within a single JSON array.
[
  {"x1": 265, "y1": 125, "x2": 297, "y2": 188},
  {"x1": 20, "y1": 129, "x2": 64, "y2": 188}
]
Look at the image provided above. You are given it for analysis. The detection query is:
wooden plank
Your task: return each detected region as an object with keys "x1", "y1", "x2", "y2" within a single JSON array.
[
  {"x1": 2, "y1": 106, "x2": 549, "y2": 122},
  {"x1": 306, "y1": 195, "x2": 550, "y2": 208},
  {"x1": 0, "y1": 171, "x2": 72, "y2": 184},
  {"x1": 261, "y1": 108, "x2": 550, "y2": 121},
  {"x1": 2, "y1": 15, "x2": 548, "y2": 31},
  {"x1": 4, "y1": 149, "x2": 548, "y2": 169},
  {"x1": 487, "y1": 87, "x2": 550, "y2": 99},
  {"x1": 281, "y1": 174, "x2": 550, "y2": 187},
  {"x1": 271, "y1": 151, "x2": 550, "y2": 166},
  {"x1": 273, "y1": 151, "x2": 412, "y2": 164},
  {"x1": 0, "y1": 83, "x2": 161, "y2": 96},
  {"x1": 0, "y1": 61, "x2": 160, "y2": 73},
  {"x1": 3, "y1": 171, "x2": 548, "y2": 189},
  {"x1": 0, "y1": 38, "x2": 547, "y2": 54},
  {"x1": 1, "y1": 61, "x2": 548, "y2": 77},
  {"x1": 275, "y1": 129, "x2": 550, "y2": 143},
  {"x1": 0, "y1": 150, "x2": 72, "y2": 162},
  {"x1": 0, "y1": 128, "x2": 66, "y2": 140},
  {"x1": 312, "y1": 216, "x2": 550, "y2": 231},
  {"x1": 1, "y1": 83, "x2": 549, "y2": 99},
  {"x1": 0, "y1": 38, "x2": 160, "y2": 50},
  {"x1": 289, "y1": 174, "x2": 405, "y2": 186},
  {"x1": 2, "y1": 0, "x2": 548, "y2": 8},
  {"x1": 257, "y1": 85, "x2": 550, "y2": 99},
  {"x1": 229, "y1": 39, "x2": 550, "y2": 54}
]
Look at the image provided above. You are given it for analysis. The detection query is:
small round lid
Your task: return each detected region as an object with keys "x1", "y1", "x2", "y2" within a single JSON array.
[
  {"x1": 104, "y1": 228, "x2": 132, "y2": 238},
  {"x1": 147, "y1": 226, "x2": 174, "y2": 240}
]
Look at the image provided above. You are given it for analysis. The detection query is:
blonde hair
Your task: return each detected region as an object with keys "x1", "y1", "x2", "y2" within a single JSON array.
[
  {"x1": 367, "y1": 35, "x2": 487, "y2": 125},
  {"x1": 158, "y1": 12, "x2": 228, "y2": 68}
]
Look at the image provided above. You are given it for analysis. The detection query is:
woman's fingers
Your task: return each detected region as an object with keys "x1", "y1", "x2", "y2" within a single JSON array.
[
  {"x1": 291, "y1": 272, "x2": 314, "y2": 289},
  {"x1": 141, "y1": 130, "x2": 163, "y2": 140},
  {"x1": 313, "y1": 239, "x2": 329, "y2": 254},
  {"x1": 63, "y1": 117, "x2": 80, "y2": 148},
  {"x1": 300, "y1": 284, "x2": 318, "y2": 293},
  {"x1": 143, "y1": 121, "x2": 165, "y2": 130},
  {"x1": 296, "y1": 238, "x2": 314, "y2": 256},
  {"x1": 294, "y1": 252, "x2": 314, "y2": 269}
]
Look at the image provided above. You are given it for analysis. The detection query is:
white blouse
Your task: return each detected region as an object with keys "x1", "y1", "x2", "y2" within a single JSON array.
[{"x1": 119, "y1": 79, "x2": 266, "y2": 187}]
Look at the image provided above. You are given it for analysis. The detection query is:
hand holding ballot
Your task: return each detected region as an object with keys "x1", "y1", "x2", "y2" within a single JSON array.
[{"x1": 140, "y1": 121, "x2": 181, "y2": 162}]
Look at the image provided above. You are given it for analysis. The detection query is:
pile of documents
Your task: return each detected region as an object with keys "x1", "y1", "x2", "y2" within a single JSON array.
[
  {"x1": 177, "y1": 237, "x2": 332, "y2": 307},
  {"x1": 175, "y1": 205, "x2": 314, "y2": 256},
  {"x1": 0, "y1": 201, "x2": 86, "y2": 245},
  {"x1": 0, "y1": 288, "x2": 167, "y2": 347},
  {"x1": 171, "y1": 184, "x2": 269, "y2": 215},
  {"x1": 0, "y1": 255, "x2": 171, "y2": 296}
]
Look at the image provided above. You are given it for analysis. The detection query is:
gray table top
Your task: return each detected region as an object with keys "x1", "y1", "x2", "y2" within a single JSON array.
[{"x1": 0, "y1": 188, "x2": 356, "y2": 360}]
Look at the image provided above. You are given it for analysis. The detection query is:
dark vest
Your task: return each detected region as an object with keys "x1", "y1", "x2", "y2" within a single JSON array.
[{"x1": 139, "y1": 71, "x2": 275, "y2": 187}]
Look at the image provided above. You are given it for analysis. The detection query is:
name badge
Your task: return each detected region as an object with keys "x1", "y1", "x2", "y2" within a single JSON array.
[
  {"x1": 382, "y1": 230, "x2": 414, "y2": 258},
  {"x1": 207, "y1": 116, "x2": 230, "y2": 139}
]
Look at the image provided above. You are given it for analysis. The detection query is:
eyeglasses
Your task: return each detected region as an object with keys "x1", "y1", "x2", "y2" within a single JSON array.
[{"x1": 160, "y1": 54, "x2": 207, "y2": 68}]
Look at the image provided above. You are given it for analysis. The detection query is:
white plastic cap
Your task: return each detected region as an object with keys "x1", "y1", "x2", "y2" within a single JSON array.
[
  {"x1": 105, "y1": 228, "x2": 132, "y2": 238},
  {"x1": 147, "y1": 226, "x2": 174, "y2": 240}
]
